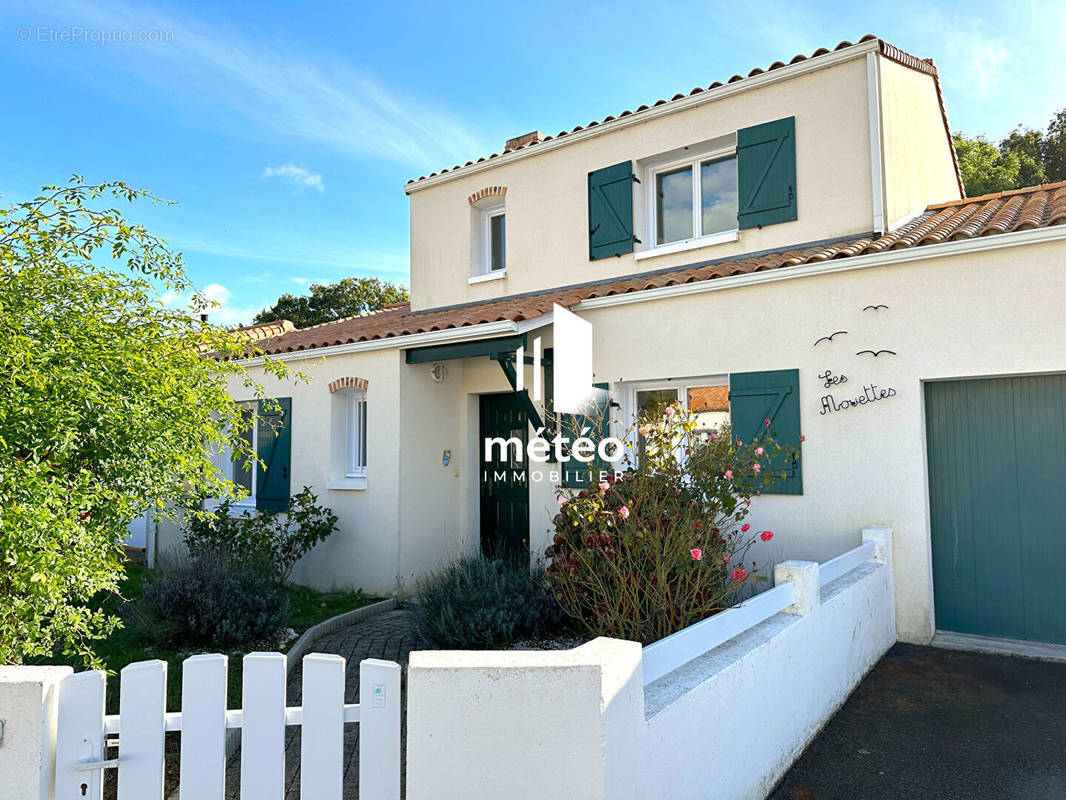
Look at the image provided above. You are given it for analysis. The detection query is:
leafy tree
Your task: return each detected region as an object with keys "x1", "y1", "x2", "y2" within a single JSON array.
[
  {"x1": 0, "y1": 178, "x2": 294, "y2": 665},
  {"x1": 254, "y1": 277, "x2": 409, "y2": 329},
  {"x1": 954, "y1": 133, "x2": 1020, "y2": 196},
  {"x1": 1000, "y1": 127, "x2": 1046, "y2": 188},
  {"x1": 1044, "y1": 108, "x2": 1066, "y2": 183}
]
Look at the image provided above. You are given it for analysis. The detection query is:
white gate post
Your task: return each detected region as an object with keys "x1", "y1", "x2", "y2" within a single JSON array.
[
  {"x1": 54, "y1": 670, "x2": 107, "y2": 800},
  {"x1": 0, "y1": 665, "x2": 71, "y2": 800},
  {"x1": 358, "y1": 659, "x2": 401, "y2": 800}
]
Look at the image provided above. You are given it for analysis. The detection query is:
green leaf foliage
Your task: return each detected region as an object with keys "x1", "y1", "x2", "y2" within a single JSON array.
[
  {"x1": 254, "y1": 277, "x2": 409, "y2": 329},
  {"x1": 953, "y1": 106, "x2": 1066, "y2": 197},
  {"x1": 0, "y1": 177, "x2": 298, "y2": 665}
]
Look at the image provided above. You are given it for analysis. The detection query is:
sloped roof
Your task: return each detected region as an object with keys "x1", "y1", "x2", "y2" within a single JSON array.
[
  {"x1": 254, "y1": 182, "x2": 1066, "y2": 356},
  {"x1": 405, "y1": 35, "x2": 961, "y2": 195}
]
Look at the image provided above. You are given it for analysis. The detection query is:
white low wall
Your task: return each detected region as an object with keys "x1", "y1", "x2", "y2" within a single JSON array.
[
  {"x1": 0, "y1": 665, "x2": 71, "y2": 800},
  {"x1": 406, "y1": 528, "x2": 896, "y2": 800}
]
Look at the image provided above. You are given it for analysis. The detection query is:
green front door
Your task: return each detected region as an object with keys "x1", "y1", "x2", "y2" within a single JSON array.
[
  {"x1": 926, "y1": 375, "x2": 1066, "y2": 644},
  {"x1": 480, "y1": 393, "x2": 530, "y2": 562}
]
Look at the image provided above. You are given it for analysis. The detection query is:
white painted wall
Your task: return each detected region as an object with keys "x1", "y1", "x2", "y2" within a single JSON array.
[
  {"x1": 583, "y1": 238, "x2": 1066, "y2": 641},
  {"x1": 406, "y1": 638, "x2": 644, "y2": 800},
  {"x1": 407, "y1": 56, "x2": 878, "y2": 311},
  {"x1": 405, "y1": 534, "x2": 896, "y2": 800},
  {"x1": 154, "y1": 348, "x2": 405, "y2": 595}
]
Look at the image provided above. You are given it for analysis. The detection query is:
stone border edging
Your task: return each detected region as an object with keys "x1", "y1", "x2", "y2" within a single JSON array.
[{"x1": 285, "y1": 597, "x2": 398, "y2": 665}]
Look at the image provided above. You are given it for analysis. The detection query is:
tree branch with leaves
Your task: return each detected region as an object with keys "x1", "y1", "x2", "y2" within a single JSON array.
[{"x1": 0, "y1": 177, "x2": 300, "y2": 665}]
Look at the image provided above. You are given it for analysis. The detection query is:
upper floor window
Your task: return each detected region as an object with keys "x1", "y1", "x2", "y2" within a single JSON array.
[
  {"x1": 469, "y1": 187, "x2": 508, "y2": 282},
  {"x1": 483, "y1": 206, "x2": 506, "y2": 273},
  {"x1": 650, "y1": 151, "x2": 738, "y2": 247}
]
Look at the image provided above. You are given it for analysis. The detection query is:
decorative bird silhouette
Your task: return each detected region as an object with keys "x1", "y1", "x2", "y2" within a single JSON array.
[
  {"x1": 862, "y1": 304, "x2": 889, "y2": 311},
  {"x1": 856, "y1": 349, "x2": 896, "y2": 357},
  {"x1": 813, "y1": 331, "x2": 848, "y2": 347}
]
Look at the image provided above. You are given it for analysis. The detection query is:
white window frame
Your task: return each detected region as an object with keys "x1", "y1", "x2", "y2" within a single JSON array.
[
  {"x1": 207, "y1": 402, "x2": 258, "y2": 515},
  {"x1": 639, "y1": 144, "x2": 738, "y2": 259},
  {"x1": 622, "y1": 375, "x2": 730, "y2": 456},
  {"x1": 328, "y1": 389, "x2": 368, "y2": 490},
  {"x1": 480, "y1": 203, "x2": 506, "y2": 276},
  {"x1": 345, "y1": 391, "x2": 368, "y2": 479}
]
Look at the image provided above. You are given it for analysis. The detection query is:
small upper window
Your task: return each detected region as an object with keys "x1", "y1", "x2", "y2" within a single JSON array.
[
  {"x1": 483, "y1": 207, "x2": 506, "y2": 273},
  {"x1": 345, "y1": 391, "x2": 368, "y2": 478},
  {"x1": 650, "y1": 152, "x2": 738, "y2": 247}
]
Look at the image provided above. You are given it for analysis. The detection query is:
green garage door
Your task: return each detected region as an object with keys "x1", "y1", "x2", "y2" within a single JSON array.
[{"x1": 926, "y1": 375, "x2": 1066, "y2": 645}]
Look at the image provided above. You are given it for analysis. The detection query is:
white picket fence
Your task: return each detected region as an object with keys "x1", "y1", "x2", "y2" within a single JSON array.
[{"x1": 54, "y1": 651, "x2": 401, "y2": 800}]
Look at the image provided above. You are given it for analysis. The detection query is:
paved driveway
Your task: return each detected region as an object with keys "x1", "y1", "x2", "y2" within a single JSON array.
[{"x1": 769, "y1": 643, "x2": 1066, "y2": 800}]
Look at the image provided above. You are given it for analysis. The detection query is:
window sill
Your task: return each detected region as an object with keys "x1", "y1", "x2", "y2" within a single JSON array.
[
  {"x1": 326, "y1": 477, "x2": 368, "y2": 491},
  {"x1": 468, "y1": 271, "x2": 506, "y2": 285},
  {"x1": 634, "y1": 229, "x2": 739, "y2": 261}
]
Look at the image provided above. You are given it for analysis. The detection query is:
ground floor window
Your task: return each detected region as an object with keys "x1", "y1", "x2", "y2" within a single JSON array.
[{"x1": 625, "y1": 376, "x2": 731, "y2": 459}]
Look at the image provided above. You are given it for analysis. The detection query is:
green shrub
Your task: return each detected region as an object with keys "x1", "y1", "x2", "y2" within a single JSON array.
[
  {"x1": 545, "y1": 406, "x2": 784, "y2": 645},
  {"x1": 407, "y1": 556, "x2": 564, "y2": 648},
  {"x1": 124, "y1": 557, "x2": 290, "y2": 648},
  {"x1": 183, "y1": 487, "x2": 338, "y2": 582}
]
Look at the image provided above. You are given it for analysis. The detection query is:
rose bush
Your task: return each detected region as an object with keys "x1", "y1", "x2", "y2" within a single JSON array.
[{"x1": 544, "y1": 402, "x2": 785, "y2": 644}]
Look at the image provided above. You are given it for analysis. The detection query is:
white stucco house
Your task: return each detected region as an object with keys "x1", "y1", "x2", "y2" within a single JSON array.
[{"x1": 157, "y1": 35, "x2": 1066, "y2": 649}]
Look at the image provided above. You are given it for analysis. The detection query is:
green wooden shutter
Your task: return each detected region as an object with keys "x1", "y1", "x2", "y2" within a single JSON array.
[
  {"x1": 562, "y1": 384, "x2": 610, "y2": 488},
  {"x1": 737, "y1": 117, "x2": 797, "y2": 229},
  {"x1": 588, "y1": 162, "x2": 635, "y2": 260},
  {"x1": 256, "y1": 397, "x2": 291, "y2": 511},
  {"x1": 729, "y1": 370, "x2": 802, "y2": 495}
]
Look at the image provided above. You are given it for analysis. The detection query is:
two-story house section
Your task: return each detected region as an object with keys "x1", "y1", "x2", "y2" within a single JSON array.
[
  {"x1": 405, "y1": 36, "x2": 960, "y2": 310},
  {"x1": 158, "y1": 36, "x2": 1066, "y2": 650}
]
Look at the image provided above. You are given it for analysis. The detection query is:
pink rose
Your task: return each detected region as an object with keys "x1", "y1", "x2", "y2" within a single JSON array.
[
  {"x1": 618, "y1": 506, "x2": 630, "y2": 519},
  {"x1": 665, "y1": 406, "x2": 676, "y2": 417},
  {"x1": 557, "y1": 496, "x2": 566, "y2": 505},
  {"x1": 723, "y1": 555, "x2": 731, "y2": 564},
  {"x1": 764, "y1": 419, "x2": 771, "y2": 426},
  {"x1": 761, "y1": 531, "x2": 774, "y2": 542},
  {"x1": 690, "y1": 548, "x2": 703, "y2": 561},
  {"x1": 741, "y1": 523, "x2": 750, "y2": 532},
  {"x1": 755, "y1": 447, "x2": 764, "y2": 455},
  {"x1": 725, "y1": 470, "x2": 734, "y2": 480},
  {"x1": 800, "y1": 434, "x2": 805, "y2": 441},
  {"x1": 753, "y1": 463, "x2": 761, "y2": 473},
  {"x1": 598, "y1": 481, "x2": 609, "y2": 493},
  {"x1": 710, "y1": 432, "x2": 718, "y2": 440},
  {"x1": 744, "y1": 498, "x2": 751, "y2": 505},
  {"x1": 731, "y1": 567, "x2": 748, "y2": 582}
]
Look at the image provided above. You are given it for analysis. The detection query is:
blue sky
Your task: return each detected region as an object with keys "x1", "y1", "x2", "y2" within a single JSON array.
[{"x1": 2, "y1": 0, "x2": 1063, "y2": 324}]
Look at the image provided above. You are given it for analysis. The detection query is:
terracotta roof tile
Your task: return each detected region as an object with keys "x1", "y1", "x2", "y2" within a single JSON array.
[
  {"x1": 405, "y1": 35, "x2": 962, "y2": 196},
  {"x1": 253, "y1": 183, "x2": 1064, "y2": 357}
]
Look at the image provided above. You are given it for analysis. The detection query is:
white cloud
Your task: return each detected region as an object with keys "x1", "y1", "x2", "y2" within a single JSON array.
[
  {"x1": 291, "y1": 277, "x2": 310, "y2": 286},
  {"x1": 42, "y1": 0, "x2": 490, "y2": 170},
  {"x1": 262, "y1": 164, "x2": 324, "y2": 193},
  {"x1": 161, "y1": 282, "x2": 263, "y2": 327}
]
